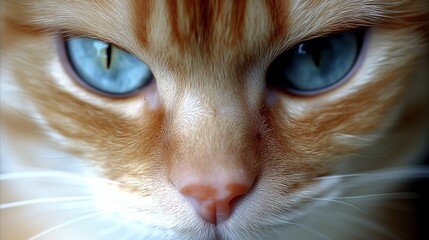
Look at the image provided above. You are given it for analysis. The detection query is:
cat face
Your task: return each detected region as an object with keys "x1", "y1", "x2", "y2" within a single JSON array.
[{"x1": 1, "y1": 0, "x2": 428, "y2": 239}]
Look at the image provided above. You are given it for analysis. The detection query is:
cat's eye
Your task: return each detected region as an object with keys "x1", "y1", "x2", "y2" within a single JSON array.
[
  {"x1": 64, "y1": 38, "x2": 152, "y2": 96},
  {"x1": 266, "y1": 30, "x2": 365, "y2": 95}
]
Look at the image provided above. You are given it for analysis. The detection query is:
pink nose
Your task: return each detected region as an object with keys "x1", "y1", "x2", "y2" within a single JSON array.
[{"x1": 179, "y1": 181, "x2": 251, "y2": 224}]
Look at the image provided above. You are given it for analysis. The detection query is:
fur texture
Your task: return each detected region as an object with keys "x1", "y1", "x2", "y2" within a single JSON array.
[{"x1": 1, "y1": 0, "x2": 429, "y2": 239}]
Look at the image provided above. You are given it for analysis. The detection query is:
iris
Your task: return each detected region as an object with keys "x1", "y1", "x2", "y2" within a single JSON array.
[
  {"x1": 267, "y1": 30, "x2": 364, "y2": 95},
  {"x1": 66, "y1": 38, "x2": 152, "y2": 96}
]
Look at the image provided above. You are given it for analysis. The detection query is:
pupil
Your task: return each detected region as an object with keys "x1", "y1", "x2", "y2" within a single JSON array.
[
  {"x1": 311, "y1": 46, "x2": 321, "y2": 67},
  {"x1": 106, "y1": 44, "x2": 112, "y2": 69},
  {"x1": 298, "y1": 38, "x2": 331, "y2": 68}
]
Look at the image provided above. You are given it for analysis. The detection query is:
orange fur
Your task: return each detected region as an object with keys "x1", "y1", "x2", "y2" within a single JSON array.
[{"x1": 1, "y1": 0, "x2": 429, "y2": 239}]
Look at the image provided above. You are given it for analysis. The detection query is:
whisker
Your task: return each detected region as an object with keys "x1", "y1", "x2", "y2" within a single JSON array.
[
  {"x1": 0, "y1": 196, "x2": 95, "y2": 209},
  {"x1": 28, "y1": 211, "x2": 112, "y2": 240},
  {"x1": 314, "y1": 173, "x2": 374, "y2": 180},
  {"x1": 37, "y1": 156, "x2": 74, "y2": 160},
  {"x1": 268, "y1": 226, "x2": 289, "y2": 240},
  {"x1": 336, "y1": 211, "x2": 401, "y2": 240},
  {"x1": 254, "y1": 232, "x2": 264, "y2": 240},
  {"x1": 279, "y1": 219, "x2": 330, "y2": 240},
  {"x1": 309, "y1": 197, "x2": 368, "y2": 215},
  {"x1": 344, "y1": 150, "x2": 395, "y2": 159},
  {"x1": 96, "y1": 223, "x2": 124, "y2": 239},
  {"x1": 3, "y1": 102, "x2": 45, "y2": 121},
  {"x1": 0, "y1": 171, "x2": 119, "y2": 185},
  {"x1": 314, "y1": 167, "x2": 429, "y2": 181},
  {"x1": 327, "y1": 192, "x2": 418, "y2": 200}
]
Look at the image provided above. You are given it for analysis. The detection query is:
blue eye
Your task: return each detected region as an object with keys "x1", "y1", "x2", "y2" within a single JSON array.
[
  {"x1": 267, "y1": 30, "x2": 365, "y2": 95},
  {"x1": 65, "y1": 38, "x2": 152, "y2": 96}
]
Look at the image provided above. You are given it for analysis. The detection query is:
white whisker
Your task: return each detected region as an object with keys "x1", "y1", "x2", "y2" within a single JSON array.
[
  {"x1": 255, "y1": 233, "x2": 264, "y2": 240},
  {"x1": 310, "y1": 197, "x2": 367, "y2": 214},
  {"x1": 0, "y1": 196, "x2": 95, "y2": 209},
  {"x1": 314, "y1": 167, "x2": 429, "y2": 181},
  {"x1": 280, "y1": 220, "x2": 330, "y2": 240},
  {"x1": 328, "y1": 192, "x2": 418, "y2": 200},
  {"x1": 315, "y1": 173, "x2": 374, "y2": 180},
  {"x1": 96, "y1": 223, "x2": 124, "y2": 239},
  {"x1": 269, "y1": 226, "x2": 289, "y2": 240},
  {"x1": 0, "y1": 171, "x2": 119, "y2": 185},
  {"x1": 336, "y1": 211, "x2": 401, "y2": 240},
  {"x1": 37, "y1": 156, "x2": 74, "y2": 160},
  {"x1": 28, "y1": 211, "x2": 111, "y2": 240}
]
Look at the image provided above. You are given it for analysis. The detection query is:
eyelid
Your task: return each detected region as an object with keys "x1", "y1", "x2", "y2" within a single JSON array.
[
  {"x1": 275, "y1": 27, "x2": 370, "y2": 63},
  {"x1": 60, "y1": 32, "x2": 133, "y2": 56}
]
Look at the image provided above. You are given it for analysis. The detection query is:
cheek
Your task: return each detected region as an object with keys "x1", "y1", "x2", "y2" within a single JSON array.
[
  {"x1": 46, "y1": 103, "x2": 164, "y2": 176},
  {"x1": 266, "y1": 71, "x2": 407, "y2": 171},
  {"x1": 16, "y1": 68, "x2": 164, "y2": 184},
  {"x1": 9, "y1": 35, "x2": 164, "y2": 176}
]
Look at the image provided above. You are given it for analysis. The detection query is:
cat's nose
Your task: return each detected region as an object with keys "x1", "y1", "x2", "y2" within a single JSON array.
[{"x1": 178, "y1": 179, "x2": 252, "y2": 224}]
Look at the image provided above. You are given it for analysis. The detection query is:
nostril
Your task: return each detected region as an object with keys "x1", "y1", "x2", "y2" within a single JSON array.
[
  {"x1": 227, "y1": 189, "x2": 247, "y2": 210},
  {"x1": 225, "y1": 183, "x2": 250, "y2": 201},
  {"x1": 180, "y1": 185, "x2": 218, "y2": 202},
  {"x1": 179, "y1": 182, "x2": 251, "y2": 224}
]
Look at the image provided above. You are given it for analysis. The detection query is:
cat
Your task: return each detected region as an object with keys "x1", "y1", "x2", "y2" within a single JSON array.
[{"x1": 1, "y1": 0, "x2": 429, "y2": 239}]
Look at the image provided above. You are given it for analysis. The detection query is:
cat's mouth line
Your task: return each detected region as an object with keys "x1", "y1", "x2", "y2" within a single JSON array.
[{"x1": 207, "y1": 176, "x2": 341, "y2": 233}]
